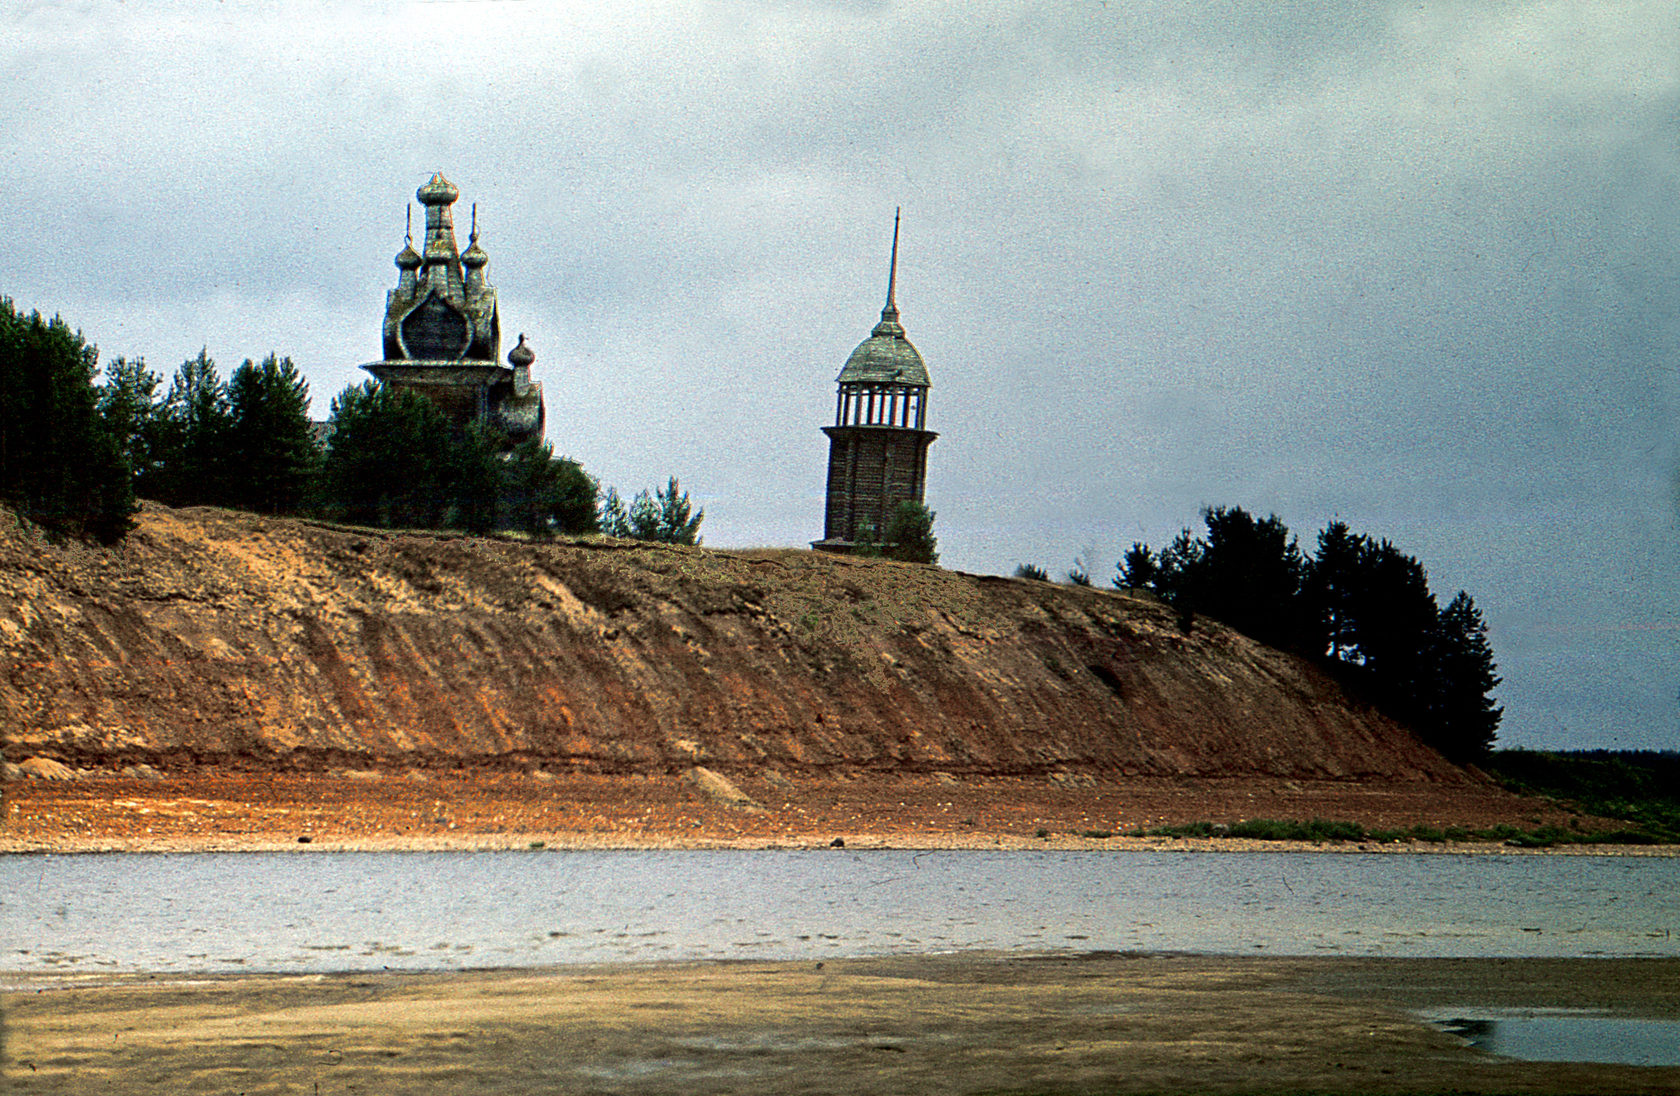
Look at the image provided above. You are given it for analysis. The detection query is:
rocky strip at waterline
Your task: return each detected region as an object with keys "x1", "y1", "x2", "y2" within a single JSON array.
[{"x1": 6, "y1": 764, "x2": 1654, "y2": 855}]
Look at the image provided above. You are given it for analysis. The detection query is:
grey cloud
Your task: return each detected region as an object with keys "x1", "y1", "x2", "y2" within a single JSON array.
[{"x1": 2, "y1": 1, "x2": 1676, "y2": 748}]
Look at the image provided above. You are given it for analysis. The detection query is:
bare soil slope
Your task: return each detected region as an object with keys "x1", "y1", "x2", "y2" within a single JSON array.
[{"x1": 0, "y1": 503, "x2": 1471, "y2": 788}]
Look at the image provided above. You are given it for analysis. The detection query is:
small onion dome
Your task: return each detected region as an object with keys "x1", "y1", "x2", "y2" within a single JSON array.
[
  {"x1": 508, "y1": 333, "x2": 535, "y2": 368},
  {"x1": 461, "y1": 237, "x2": 488, "y2": 269},
  {"x1": 394, "y1": 242, "x2": 422, "y2": 270},
  {"x1": 417, "y1": 172, "x2": 459, "y2": 206}
]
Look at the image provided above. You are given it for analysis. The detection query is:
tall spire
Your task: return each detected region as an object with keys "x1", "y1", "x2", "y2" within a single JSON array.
[
  {"x1": 883, "y1": 207, "x2": 900, "y2": 323},
  {"x1": 873, "y1": 208, "x2": 904, "y2": 337}
]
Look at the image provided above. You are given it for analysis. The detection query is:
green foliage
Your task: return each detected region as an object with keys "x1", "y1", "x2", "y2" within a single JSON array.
[
  {"x1": 1484, "y1": 749, "x2": 1680, "y2": 841},
  {"x1": 1303, "y1": 520, "x2": 1362, "y2": 660},
  {"x1": 598, "y1": 487, "x2": 631, "y2": 538},
  {"x1": 148, "y1": 349, "x2": 235, "y2": 507},
  {"x1": 880, "y1": 499, "x2": 937, "y2": 564},
  {"x1": 226, "y1": 354, "x2": 319, "y2": 514},
  {"x1": 1114, "y1": 542, "x2": 1157, "y2": 590},
  {"x1": 1152, "y1": 506, "x2": 1310, "y2": 653},
  {"x1": 450, "y1": 423, "x2": 505, "y2": 535},
  {"x1": 851, "y1": 516, "x2": 882, "y2": 558},
  {"x1": 1014, "y1": 562, "x2": 1050, "y2": 581},
  {"x1": 97, "y1": 347, "x2": 320, "y2": 517},
  {"x1": 501, "y1": 438, "x2": 599, "y2": 537},
  {"x1": 1426, "y1": 592, "x2": 1503, "y2": 760},
  {"x1": 1129, "y1": 505, "x2": 1503, "y2": 762},
  {"x1": 1066, "y1": 555, "x2": 1092, "y2": 586},
  {"x1": 319, "y1": 381, "x2": 456, "y2": 528},
  {"x1": 97, "y1": 355, "x2": 165, "y2": 494},
  {"x1": 319, "y1": 382, "x2": 602, "y2": 537},
  {"x1": 0, "y1": 298, "x2": 134, "y2": 542},
  {"x1": 622, "y1": 476, "x2": 704, "y2": 545}
]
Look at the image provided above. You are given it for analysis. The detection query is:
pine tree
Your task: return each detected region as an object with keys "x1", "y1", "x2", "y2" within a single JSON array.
[
  {"x1": 0, "y1": 299, "x2": 134, "y2": 542},
  {"x1": 226, "y1": 354, "x2": 319, "y2": 514},
  {"x1": 881, "y1": 499, "x2": 937, "y2": 564},
  {"x1": 598, "y1": 487, "x2": 632, "y2": 538},
  {"x1": 97, "y1": 355, "x2": 165, "y2": 496},
  {"x1": 1150, "y1": 506, "x2": 1307, "y2": 651},
  {"x1": 1304, "y1": 520, "x2": 1368, "y2": 661},
  {"x1": 628, "y1": 476, "x2": 704, "y2": 545},
  {"x1": 152, "y1": 349, "x2": 233, "y2": 507},
  {"x1": 319, "y1": 381, "x2": 455, "y2": 528},
  {"x1": 501, "y1": 440, "x2": 598, "y2": 537},
  {"x1": 1426, "y1": 591, "x2": 1503, "y2": 760},
  {"x1": 1344, "y1": 539, "x2": 1439, "y2": 724},
  {"x1": 1114, "y1": 542, "x2": 1158, "y2": 590}
]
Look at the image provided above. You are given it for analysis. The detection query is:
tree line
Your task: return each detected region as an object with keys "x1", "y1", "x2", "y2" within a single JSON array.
[
  {"x1": 0, "y1": 297, "x2": 702, "y2": 545},
  {"x1": 1115, "y1": 505, "x2": 1502, "y2": 761}
]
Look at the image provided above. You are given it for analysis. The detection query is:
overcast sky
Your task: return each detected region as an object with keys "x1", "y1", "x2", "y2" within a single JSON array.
[{"x1": 4, "y1": 1, "x2": 1677, "y2": 750}]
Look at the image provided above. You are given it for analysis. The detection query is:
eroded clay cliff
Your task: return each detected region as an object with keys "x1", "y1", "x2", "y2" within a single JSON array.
[{"x1": 0, "y1": 504, "x2": 1469, "y2": 782}]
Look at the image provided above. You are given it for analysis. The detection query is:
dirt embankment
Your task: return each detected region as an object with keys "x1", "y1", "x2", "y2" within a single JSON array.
[{"x1": 0, "y1": 503, "x2": 1472, "y2": 786}]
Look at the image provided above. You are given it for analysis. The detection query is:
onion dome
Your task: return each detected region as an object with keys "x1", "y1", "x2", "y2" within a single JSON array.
[
  {"x1": 461, "y1": 235, "x2": 488, "y2": 270},
  {"x1": 395, "y1": 242, "x2": 422, "y2": 270},
  {"x1": 508, "y1": 333, "x2": 535, "y2": 369},
  {"x1": 417, "y1": 172, "x2": 459, "y2": 206}
]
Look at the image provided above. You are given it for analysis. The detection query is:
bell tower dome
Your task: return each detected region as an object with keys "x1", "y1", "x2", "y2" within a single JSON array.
[{"x1": 813, "y1": 210, "x2": 938, "y2": 553}]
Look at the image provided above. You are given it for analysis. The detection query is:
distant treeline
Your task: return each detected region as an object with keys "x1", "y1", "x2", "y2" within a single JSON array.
[
  {"x1": 1485, "y1": 749, "x2": 1680, "y2": 841},
  {"x1": 1113, "y1": 506, "x2": 1501, "y2": 762},
  {"x1": 0, "y1": 297, "x2": 701, "y2": 544}
]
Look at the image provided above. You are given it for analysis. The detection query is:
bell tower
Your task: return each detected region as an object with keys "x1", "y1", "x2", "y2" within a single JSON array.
[{"x1": 813, "y1": 211, "x2": 937, "y2": 553}]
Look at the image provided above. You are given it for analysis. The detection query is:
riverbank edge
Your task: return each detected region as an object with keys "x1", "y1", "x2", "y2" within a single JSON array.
[
  {"x1": 4, "y1": 831, "x2": 1677, "y2": 855},
  {"x1": 9, "y1": 767, "x2": 1668, "y2": 856}
]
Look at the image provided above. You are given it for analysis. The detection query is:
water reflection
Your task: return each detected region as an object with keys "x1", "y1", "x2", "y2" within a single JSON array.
[
  {"x1": 2, "y1": 849, "x2": 1677, "y2": 976},
  {"x1": 1430, "y1": 1011, "x2": 1680, "y2": 1066}
]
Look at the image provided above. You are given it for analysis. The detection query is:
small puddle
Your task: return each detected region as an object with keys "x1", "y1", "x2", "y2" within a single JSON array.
[{"x1": 1424, "y1": 1010, "x2": 1680, "y2": 1067}]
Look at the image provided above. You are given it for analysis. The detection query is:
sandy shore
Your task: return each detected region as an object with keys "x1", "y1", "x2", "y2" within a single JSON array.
[
  {"x1": 7, "y1": 954, "x2": 1679, "y2": 1095},
  {"x1": 6, "y1": 767, "x2": 1672, "y2": 856}
]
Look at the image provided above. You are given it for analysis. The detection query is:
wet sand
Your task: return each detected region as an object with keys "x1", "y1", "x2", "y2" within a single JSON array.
[{"x1": 5, "y1": 954, "x2": 1678, "y2": 1095}]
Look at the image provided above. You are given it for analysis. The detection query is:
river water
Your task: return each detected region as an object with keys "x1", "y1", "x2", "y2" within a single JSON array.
[{"x1": 2, "y1": 849, "x2": 1676, "y2": 976}]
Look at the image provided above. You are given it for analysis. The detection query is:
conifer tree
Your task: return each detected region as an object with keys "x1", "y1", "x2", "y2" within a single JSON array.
[
  {"x1": 226, "y1": 354, "x2": 318, "y2": 514},
  {"x1": 628, "y1": 476, "x2": 704, "y2": 545},
  {"x1": 881, "y1": 499, "x2": 937, "y2": 564},
  {"x1": 502, "y1": 438, "x2": 599, "y2": 537},
  {"x1": 151, "y1": 349, "x2": 233, "y2": 507},
  {"x1": 1345, "y1": 538, "x2": 1439, "y2": 723},
  {"x1": 1114, "y1": 542, "x2": 1158, "y2": 590},
  {"x1": 0, "y1": 299, "x2": 134, "y2": 542},
  {"x1": 319, "y1": 381, "x2": 455, "y2": 527},
  {"x1": 1149, "y1": 506, "x2": 1307, "y2": 651},
  {"x1": 1426, "y1": 591, "x2": 1503, "y2": 760},
  {"x1": 1304, "y1": 520, "x2": 1367, "y2": 661},
  {"x1": 97, "y1": 355, "x2": 165, "y2": 496},
  {"x1": 598, "y1": 487, "x2": 632, "y2": 538}
]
